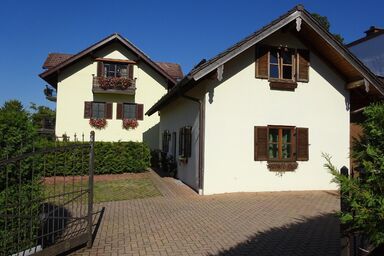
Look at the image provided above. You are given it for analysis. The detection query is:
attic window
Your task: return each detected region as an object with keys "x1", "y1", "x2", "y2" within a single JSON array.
[
  {"x1": 255, "y1": 45, "x2": 310, "y2": 90},
  {"x1": 97, "y1": 61, "x2": 133, "y2": 79}
]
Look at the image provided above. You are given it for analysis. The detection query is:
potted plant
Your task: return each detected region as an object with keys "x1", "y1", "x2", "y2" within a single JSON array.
[
  {"x1": 123, "y1": 118, "x2": 138, "y2": 130},
  {"x1": 89, "y1": 118, "x2": 107, "y2": 129}
]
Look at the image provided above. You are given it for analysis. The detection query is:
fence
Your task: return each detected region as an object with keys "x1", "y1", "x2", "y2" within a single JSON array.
[{"x1": 0, "y1": 131, "x2": 102, "y2": 255}]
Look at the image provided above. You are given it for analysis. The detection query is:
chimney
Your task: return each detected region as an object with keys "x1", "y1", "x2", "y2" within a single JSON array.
[{"x1": 364, "y1": 26, "x2": 383, "y2": 37}]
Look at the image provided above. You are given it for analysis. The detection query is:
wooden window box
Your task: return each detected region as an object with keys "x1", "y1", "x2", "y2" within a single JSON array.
[{"x1": 267, "y1": 162, "x2": 298, "y2": 172}]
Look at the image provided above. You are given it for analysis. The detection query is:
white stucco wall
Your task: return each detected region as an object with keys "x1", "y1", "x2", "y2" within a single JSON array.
[
  {"x1": 202, "y1": 31, "x2": 350, "y2": 194},
  {"x1": 55, "y1": 42, "x2": 167, "y2": 146},
  {"x1": 159, "y1": 95, "x2": 201, "y2": 191}
]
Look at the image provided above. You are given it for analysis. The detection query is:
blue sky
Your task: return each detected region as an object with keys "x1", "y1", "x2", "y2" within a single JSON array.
[{"x1": 0, "y1": 0, "x2": 383, "y2": 110}]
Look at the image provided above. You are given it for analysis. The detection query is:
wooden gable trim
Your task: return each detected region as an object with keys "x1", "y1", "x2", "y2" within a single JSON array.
[{"x1": 95, "y1": 57, "x2": 137, "y2": 64}]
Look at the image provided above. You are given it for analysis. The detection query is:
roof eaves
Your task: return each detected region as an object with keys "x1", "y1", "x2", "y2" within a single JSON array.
[{"x1": 299, "y1": 9, "x2": 384, "y2": 96}]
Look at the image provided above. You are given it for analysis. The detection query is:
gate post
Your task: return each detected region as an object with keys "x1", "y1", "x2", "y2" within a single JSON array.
[
  {"x1": 87, "y1": 131, "x2": 95, "y2": 248},
  {"x1": 340, "y1": 166, "x2": 351, "y2": 256}
]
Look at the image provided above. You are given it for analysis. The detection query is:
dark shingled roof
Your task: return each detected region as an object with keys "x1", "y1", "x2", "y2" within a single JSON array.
[
  {"x1": 42, "y1": 53, "x2": 183, "y2": 80},
  {"x1": 42, "y1": 53, "x2": 74, "y2": 69},
  {"x1": 155, "y1": 62, "x2": 183, "y2": 80}
]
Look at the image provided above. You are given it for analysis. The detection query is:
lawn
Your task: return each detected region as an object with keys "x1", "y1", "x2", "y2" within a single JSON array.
[{"x1": 44, "y1": 177, "x2": 162, "y2": 203}]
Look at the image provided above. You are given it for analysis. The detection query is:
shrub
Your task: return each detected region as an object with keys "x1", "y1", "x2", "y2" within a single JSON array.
[{"x1": 34, "y1": 141, "x2": 151, "y2": 176}]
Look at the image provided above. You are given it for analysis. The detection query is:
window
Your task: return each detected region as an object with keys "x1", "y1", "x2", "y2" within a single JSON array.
[
  {"x1": 256, "y1": 45, "x2": 310, "y2": 89},
  {"x1": 116, "y1": 103, "x2": 144, "y2": 120},
  {"x1": 84, "y1": 101, "x2": 112, "y2": 119},
  {"x1": 179, "y1": 126, "x2": 192, "y2": 158},
  {"x1": 268, "y1": 127, "x2": 294, "y2": 160},
  {"x1": 254, "y1": 126, "x2": 309, "y2": 162},
  {"x1": 91, "y1": 102, "x2": 105, "y2": 118},
  {"x1": 162, "y1": 130, "x2": 171, "y2": 153},
  {"x1": 104, "y1": 63, "x2": 128, "y2": 78},
  {"x1": 97, "y1": 61, "x2": 134, "y2": 79},
  {"x1": 123, "y1": 104, "x2": 137, "y2": 119}
]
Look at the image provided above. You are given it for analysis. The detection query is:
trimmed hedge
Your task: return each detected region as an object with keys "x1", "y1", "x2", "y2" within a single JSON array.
[{"x1": 33, "y1": 141, "x2": 151, "y2": 176}]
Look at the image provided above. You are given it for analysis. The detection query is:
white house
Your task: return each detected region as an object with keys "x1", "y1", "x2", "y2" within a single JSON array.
[
  {"x1": 39, "y1": 34, "x2": 182, "y2": 147},
  {"x1": 147, "y1": 5, "x2": 384, "y2": 195}
]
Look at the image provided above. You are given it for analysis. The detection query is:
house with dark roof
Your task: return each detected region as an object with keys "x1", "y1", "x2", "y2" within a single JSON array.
[
  {"x1": 39, "y1": 34, "x2": 183, "y2": 146},
  {"x1": 146, "y1": 5, "x2": 384, "y2": 195},
  {"x1": 348, "y1": 26, "x2": 384, "y2": 78}
]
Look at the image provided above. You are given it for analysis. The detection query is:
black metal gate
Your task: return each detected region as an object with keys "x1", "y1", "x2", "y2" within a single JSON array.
[{"x1": 0, "y1": 131, "x2": 99, "y2": 255}]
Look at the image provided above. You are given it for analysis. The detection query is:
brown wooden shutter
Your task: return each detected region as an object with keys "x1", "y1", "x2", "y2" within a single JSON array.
[
  {"x1": 255, "y1": 46, "x2": 269, "y2": 79},
  {"x1": 185, "y1": 126, "x2": 192, "y2": 157},
  {"x1": 106, "y1": 103, "x2": 113, "y2": 119},
  {"x1": 297, "y1": 49, "x2": 310, "y2": 82},
  {"x1": 97, "y1": 62, "x2": 104, "y2": 77},
  {"x1": 128, "y1": 64, "x2": 134, "y2": 79},
  {"x1": 84, "y1": 101, "x2": 92, "y2": 119},
  {"x1": 116, "y1": 103, "x2": 123, "y2": 119},
  {"x1": 136, "y1": 104, "x2": 144, "y2": 120},
  {"x1": 254, "y1": 126, "x2": 268, "y2": 161},
  {"x1": 296, "y1": 127, "x2": 309, "y2": 161},
  {"x1": 179, "y1": 128, "x2": 184, "y2": 156}
]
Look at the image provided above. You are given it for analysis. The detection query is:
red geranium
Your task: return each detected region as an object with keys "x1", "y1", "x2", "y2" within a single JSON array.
[
  {"x1": 123, "y1": 119, "x2": 138, "y2": 130},
  {"x1": 89, "y1": 118, "x2": 107, "y2": 129}
]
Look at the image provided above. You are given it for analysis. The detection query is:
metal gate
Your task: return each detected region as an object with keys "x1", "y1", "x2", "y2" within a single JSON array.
[{"x1": 0, "y1": 131, "x2": 100, "y2": 255}]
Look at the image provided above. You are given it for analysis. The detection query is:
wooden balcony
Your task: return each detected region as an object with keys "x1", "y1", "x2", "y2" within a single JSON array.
[{"x1": 92, "y1": 76, "x2": 136, "y2": 95}]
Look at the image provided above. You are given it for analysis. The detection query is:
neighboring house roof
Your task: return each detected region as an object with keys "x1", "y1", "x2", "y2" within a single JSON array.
[
  {"x1": 42, "y1": 53, "x2": 184, "y2": 81},
  {"x1": 40, "y1": 33, "x2": 182, "y2": 88},
  {"x1": 147, "y1": 5, "x2": 384, "y2": 116},
  {"x1": 42, "y1": 53, "x2": 73, "y2": 69},
  {"x1": 347, "y1": 26, "x2": 384, "y2": 77}
]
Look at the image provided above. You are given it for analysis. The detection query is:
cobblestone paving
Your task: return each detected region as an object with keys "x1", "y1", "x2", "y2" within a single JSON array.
[{"x1": 74, "y1": 170, "x2": 340, "y2": 256}]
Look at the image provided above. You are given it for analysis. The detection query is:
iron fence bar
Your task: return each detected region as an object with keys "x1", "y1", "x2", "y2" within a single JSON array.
[{"x1": 87, "y1": 131, "x2": 95, "y2": 248}]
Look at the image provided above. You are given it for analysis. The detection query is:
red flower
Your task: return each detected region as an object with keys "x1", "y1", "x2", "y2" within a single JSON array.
[
  {"x1": 97, "y1": 77, "x2": 134, "y2": 90},
  {"x1": 89, "y1": 118, "x2": 107, "y2": 129},
  {"x1": 123, "y1": 119, "x2": 139, "y2": 130}
]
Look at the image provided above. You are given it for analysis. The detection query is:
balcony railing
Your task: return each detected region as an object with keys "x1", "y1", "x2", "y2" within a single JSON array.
[{"x1": 92, "y1": 76, "x2": 136, "y2": 95}]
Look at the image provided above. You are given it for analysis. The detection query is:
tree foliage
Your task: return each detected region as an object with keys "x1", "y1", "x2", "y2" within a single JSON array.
[
  {"x1": 312, "y1": 13, "x2": 344, "y2": 43},
  {"x1": 30, "y1": 102, "x2": 55, "y2": 130},
  {"x1": 324, "y1": 102, "x2": 384, "y2": 246},
  {"x1": 0, "y1": 100, "x2": 37, "y2": 159}
]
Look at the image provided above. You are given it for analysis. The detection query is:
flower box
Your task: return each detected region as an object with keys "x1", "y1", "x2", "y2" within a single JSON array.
[
  {"x1": 89, "y1": 118, "x2": 107, "y2": 129},
  {"x1": 123, "y1": 119, "x2": 138, "y2": 130}
]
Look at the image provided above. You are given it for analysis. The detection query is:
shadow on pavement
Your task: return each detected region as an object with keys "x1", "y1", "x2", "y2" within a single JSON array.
[{"x1": 210, "y1": 213, "x2": 340, "y2": 256}]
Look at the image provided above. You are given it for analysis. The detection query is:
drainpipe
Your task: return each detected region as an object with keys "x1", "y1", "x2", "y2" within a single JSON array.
[{"x1": 181, "y1": 94, "x2": 205, "y2": 195}]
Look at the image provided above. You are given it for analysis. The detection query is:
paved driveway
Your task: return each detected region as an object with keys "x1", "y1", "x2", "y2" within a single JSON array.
[{"x1": 74, "y1": 170, "x2": 340, "y2": 256}]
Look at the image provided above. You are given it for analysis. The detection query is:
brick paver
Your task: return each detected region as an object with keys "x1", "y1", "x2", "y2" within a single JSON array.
[{"x1": 74, "y1": 170, "x2": 340, "y2": 256}]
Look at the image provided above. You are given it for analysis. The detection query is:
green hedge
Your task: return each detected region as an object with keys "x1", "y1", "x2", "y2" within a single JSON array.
[{"x1": 28, "y1": 140, "x2": 150, "y2": 176}]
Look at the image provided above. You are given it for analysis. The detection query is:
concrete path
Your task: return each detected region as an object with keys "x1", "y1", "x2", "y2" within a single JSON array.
[{"x1": 74, "y1": 170, "x2": 340, "y2": 256}]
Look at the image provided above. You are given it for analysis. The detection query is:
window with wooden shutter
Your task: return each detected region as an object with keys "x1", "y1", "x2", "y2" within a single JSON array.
[
  {"x1": 136, "y1": 104, "x2": 144, "y2": 120},
  {"x1": 106, "y1": 103, "x2": 113, "y2": 119},
  {"x1": 297, "y1": 49, "x2": 310, "y2": 82},
  {"x1": 296, "y1": 127, "x2": 309, "y2": 161},
  {"x1": 255, "y1": 45, "x2": 310, "y2": 86},
  {"x1": 116, "y1": 103, "x2": 123, "y2": 119},
  {"x1": 178, "y1": 126, "x2": 192, "y2": 158},
  {"x1": 97, "y1": 62, "x2": 104, "y2": 77},
  {"x1": 254, "y1": 126, "x2": 268, "y2": 161},
  {"x1": 162, "y1": 130, "x2": 171, "y2": 153},
  {"x1": 254, "y1": 126, "x2": 309, "y2": 162},
  {"x1": 84, "y1": 102, "x2": 92, "y2": 118},
  {"x1": 255, "y1": 46, "x2": 269, "y2": 79}
]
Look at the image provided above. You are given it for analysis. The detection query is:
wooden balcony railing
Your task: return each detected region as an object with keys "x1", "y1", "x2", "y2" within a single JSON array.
[{"x1": 92, "y1": 76, "x2": 136, "y2": 95}]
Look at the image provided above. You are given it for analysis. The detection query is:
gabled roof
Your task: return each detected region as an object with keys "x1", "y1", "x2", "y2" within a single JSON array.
[
  {"x1": 346, "y1": 26, "x2": 384, "y2": 48},
  {"x1": 39, "y1": 33, "x2": 181, "y2": 88},
  {"x1": 147, "y1": 5, "x2": 384, "y2": 116},
  {"x1": 42, "y1": 53, "x2": 73, "y2": 69},
  {"x1": 42, "y1": 53, "x2": 183, "y2": 81}
]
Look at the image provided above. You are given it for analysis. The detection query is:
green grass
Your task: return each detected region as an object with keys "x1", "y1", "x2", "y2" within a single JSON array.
[{"x1": 44, "y1": 178, "x2": 162, "y2": 203}]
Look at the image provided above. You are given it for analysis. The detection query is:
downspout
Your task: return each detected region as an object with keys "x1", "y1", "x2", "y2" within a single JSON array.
[{"x1": 181, "y1": 94, "x2": 205, "y2": 195}]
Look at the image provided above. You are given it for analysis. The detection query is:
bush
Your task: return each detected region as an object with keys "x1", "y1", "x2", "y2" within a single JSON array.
[
  {"x1": 33, "y1": 141, "x2": 151, "y2": 176},
  {"x1": 325, "y1": 102, "x2": 384, "y2": 248}
]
